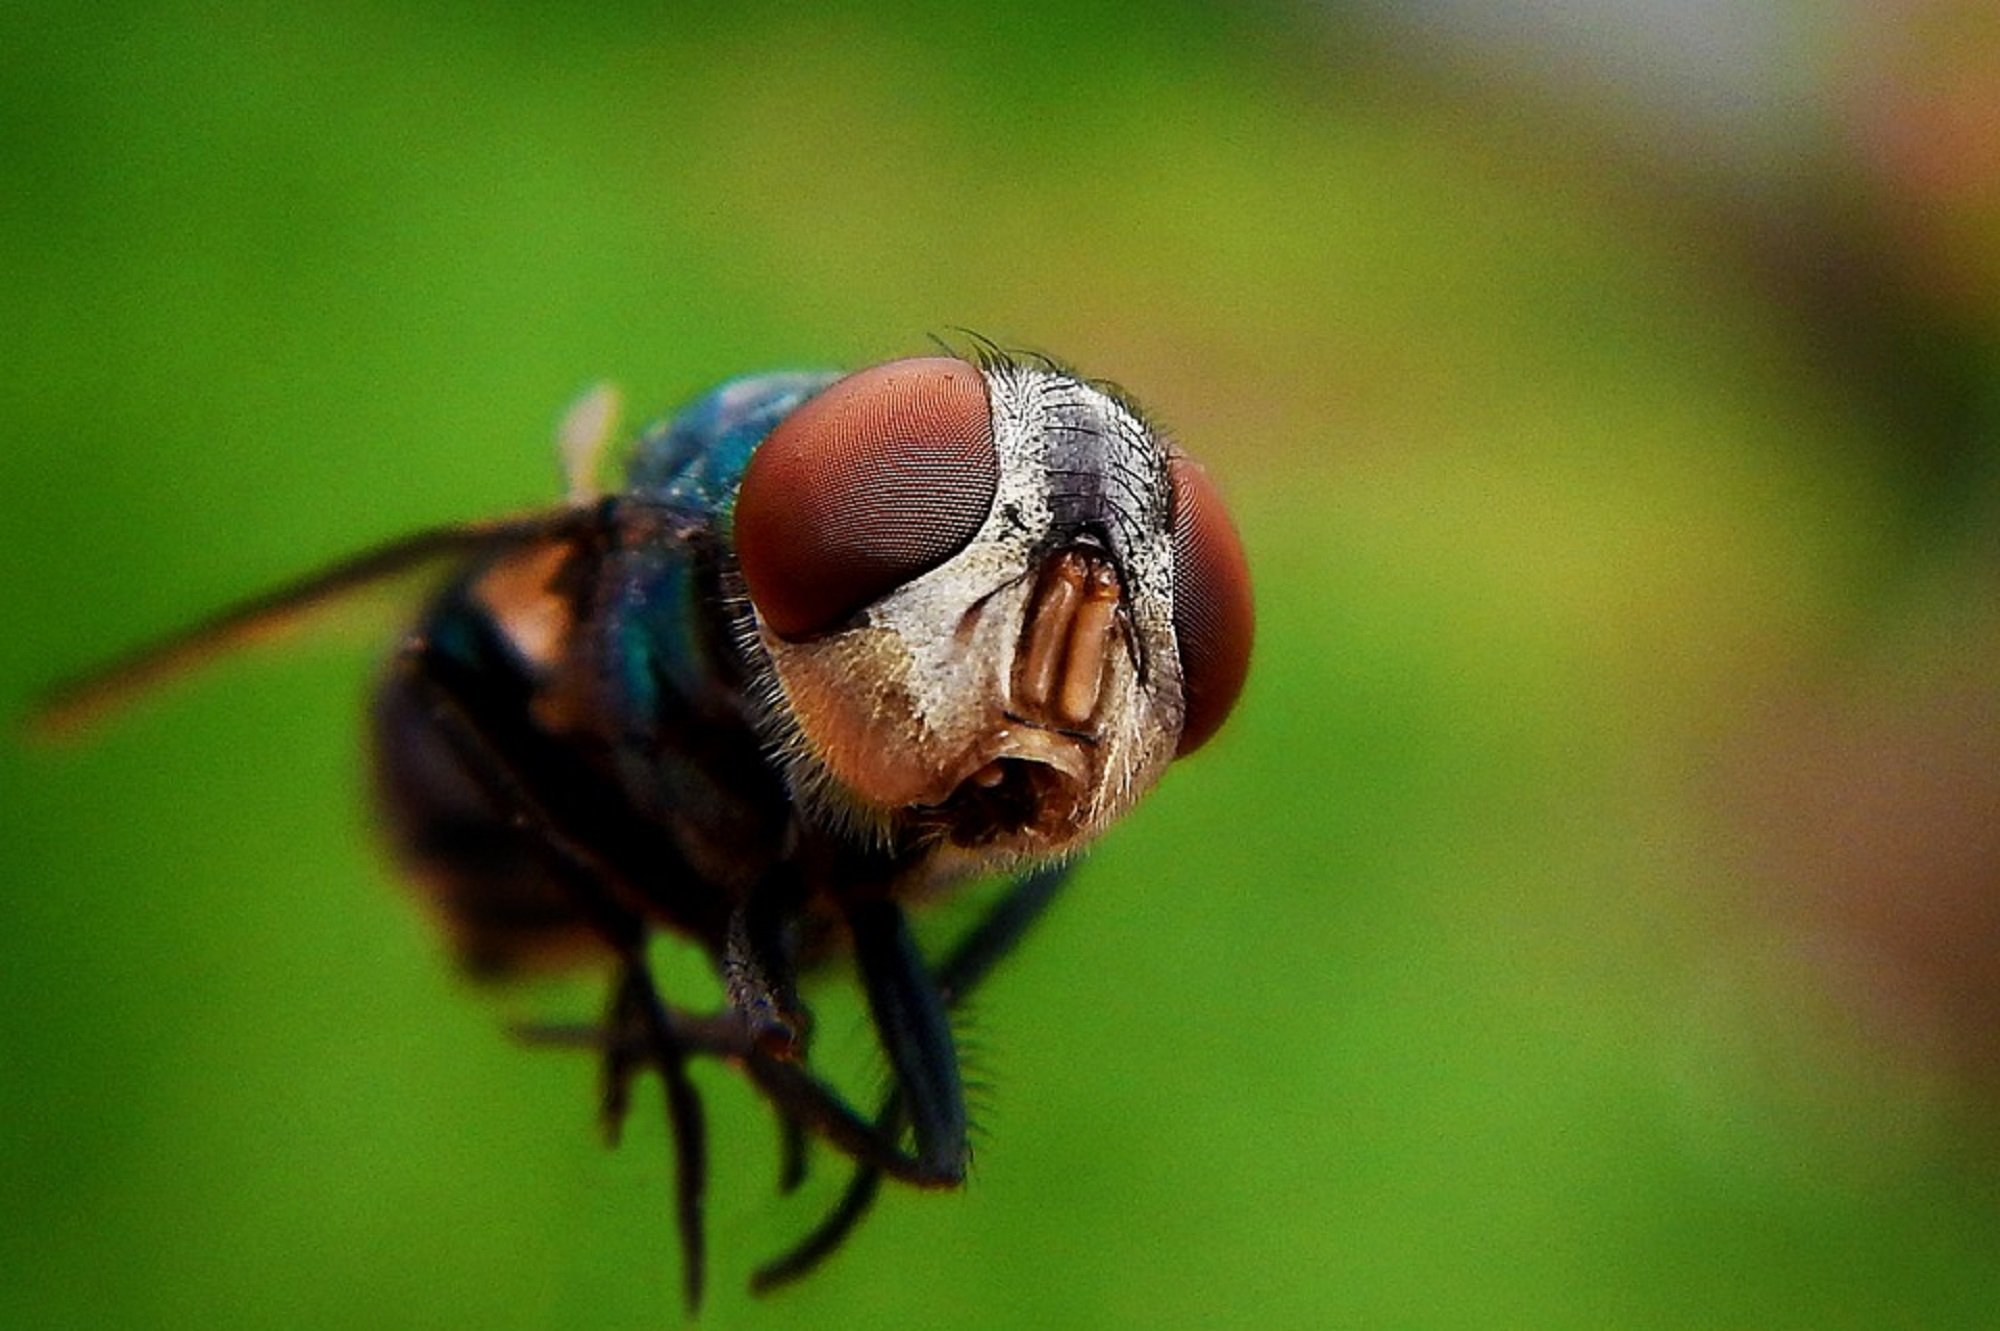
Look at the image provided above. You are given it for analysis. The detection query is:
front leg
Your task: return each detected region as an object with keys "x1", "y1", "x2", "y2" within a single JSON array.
[
  {"x1": 847, "y1": 896, "x2": 968, "y2": 1184},
  {"x1": 754, "y1": 861, "x2": 1075, "y2": 1291},
  {"x1": 722, "y1": 868, "x2": 810, "y2": 1062}
]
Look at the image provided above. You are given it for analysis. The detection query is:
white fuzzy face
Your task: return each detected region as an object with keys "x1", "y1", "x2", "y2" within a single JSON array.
[{"x1": 730, "y1": 356, "x2": 1249, "y2": 873}]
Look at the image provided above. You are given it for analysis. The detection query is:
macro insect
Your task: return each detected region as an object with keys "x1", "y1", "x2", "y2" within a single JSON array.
[{"x1": 36, "y1": 350, "x2": 1253, "y2": 1307}]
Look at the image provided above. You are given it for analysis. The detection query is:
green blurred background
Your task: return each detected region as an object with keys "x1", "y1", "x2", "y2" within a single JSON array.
[{"x1": 8, "y1": 2, "x2": 2000, "y2": 1326}]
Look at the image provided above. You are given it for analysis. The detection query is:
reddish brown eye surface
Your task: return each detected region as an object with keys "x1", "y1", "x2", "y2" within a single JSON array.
[
  {"x1": 735, "y1": 358, "x2": 999, "y2": 640},
  {"x1": 1167, "y1": 453, "x2": 1253, "y2": 755}
]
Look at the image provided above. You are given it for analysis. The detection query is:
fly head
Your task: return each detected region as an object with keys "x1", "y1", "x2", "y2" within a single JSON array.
[{"x1": 732, "y1": 355, "x2": 1251, "y2": 867}]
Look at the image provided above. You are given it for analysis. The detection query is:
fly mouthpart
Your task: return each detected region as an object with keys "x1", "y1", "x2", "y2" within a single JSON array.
[
  {"x1": 977, "y1": 724, "x2": 1090, "y2": 787},
  {"x1": 931, "y1": 758, "x2": 1071, "y2": 848},
  {"x1": 928, "y1": 725, "x2": 1092, "y2": 847}
]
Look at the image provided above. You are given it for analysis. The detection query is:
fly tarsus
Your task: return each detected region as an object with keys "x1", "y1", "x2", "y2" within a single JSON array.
[
  {"x1": 751, "y1": 1139, "x2": 888, "y2": 1294},
  {"x1": 610, "y1": 954, "x2": 710, "y2": 1315},
  {"x1": 776, "y1": 1113, "x2": 810, "y2": 1196}
]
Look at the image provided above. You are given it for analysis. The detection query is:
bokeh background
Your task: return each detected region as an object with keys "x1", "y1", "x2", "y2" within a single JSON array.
[{"x1": 7, "y1": 2, "x2": 2000, "y2": 1326}]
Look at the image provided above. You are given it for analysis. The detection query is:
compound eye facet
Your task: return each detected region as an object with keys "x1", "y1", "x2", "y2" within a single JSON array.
[
  {"x1": 735, "y1": 358, "x2": 1000, "y2": 640},
  {"x1": 1166, "y1": 453, "x2": 1253, "y2": 755}
]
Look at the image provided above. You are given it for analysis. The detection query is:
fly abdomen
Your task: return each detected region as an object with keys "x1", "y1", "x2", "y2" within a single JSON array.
[
  {"x1": 371, "y1": 537, "x2": 613, "y2": 976},
  {"x1": 372, "y1": 658, "x2": 603, "y2": 977}
]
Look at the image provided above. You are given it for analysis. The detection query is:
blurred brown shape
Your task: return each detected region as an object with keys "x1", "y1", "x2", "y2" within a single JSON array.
[{"x1": 1729, "y1": 615, "x2": 2000, "y2": 1101}]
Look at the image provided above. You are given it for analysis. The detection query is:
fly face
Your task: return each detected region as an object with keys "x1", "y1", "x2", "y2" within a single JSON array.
[{"x1": 734, "y1": 357, "x2": 1252, "y2": 864}]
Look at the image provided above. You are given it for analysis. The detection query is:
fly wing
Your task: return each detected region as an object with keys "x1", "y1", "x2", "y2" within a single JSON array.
[{"x1": 28, "y1": 508, "x2": 592, "y2": 738}]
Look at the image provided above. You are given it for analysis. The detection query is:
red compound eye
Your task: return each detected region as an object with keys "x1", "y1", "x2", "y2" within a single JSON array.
[
  {"x1": 735, "y1": 358, "x2": 1000, "y2": 640},
  {"x1": 1166, "y1": 453, "x2": 1253, "y2": 754}
]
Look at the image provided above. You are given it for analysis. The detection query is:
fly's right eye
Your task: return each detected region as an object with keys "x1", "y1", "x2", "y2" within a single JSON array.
[
  {"x1": 1166, "y1": 453, "x2": 1254, "y2": 755},
  {"x1": 735, "y1": 358, "x2": 1000, "y2": 640}
]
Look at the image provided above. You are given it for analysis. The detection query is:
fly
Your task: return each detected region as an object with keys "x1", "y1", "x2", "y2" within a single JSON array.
[{"x1": 31, "y1": 349, "x2": 1255, "y2": 1308}]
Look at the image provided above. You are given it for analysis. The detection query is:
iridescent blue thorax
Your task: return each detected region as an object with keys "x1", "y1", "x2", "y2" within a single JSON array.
[
  {"x1": 624, "y1": 371, "x2": 840, "y2": 518},
  {"x1": 586, "y1": 372, "x2": 853, "y2": 894},
  {"x1": 598, "y1": 370, "x2": 840, "y2": 744}
]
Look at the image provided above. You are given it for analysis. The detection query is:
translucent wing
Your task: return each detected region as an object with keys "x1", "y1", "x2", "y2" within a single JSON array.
[{"x1": 29, "y1": 508, "x2": 591, "y2": 738}]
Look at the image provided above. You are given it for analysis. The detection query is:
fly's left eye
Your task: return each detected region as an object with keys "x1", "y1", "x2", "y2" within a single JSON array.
[
  {"x1": 735, "y1": 358, "x2": 999, "y2": 640},
  {"x1": 1167, "y1": 453, "x2": 1253, "y2": 755}
]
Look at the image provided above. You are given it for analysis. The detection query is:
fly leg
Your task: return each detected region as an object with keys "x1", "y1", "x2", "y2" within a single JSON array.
[
  {"x1": 601, "y1": 953, "x2": 709, "y2": 1313},
  {"x1": 722, "y1": 870, "x2": 815, "y2": 1197},
  {"x1": 752, "y1": 862, "x2": 1074, "y2": 1292},
  {"x1": 719, "y1": 884, "x2": 975, "y2": 1193},
  {"x1": 729, "y1": 842, "x2": 976, "y2": 1193},
  {"x1": 848, "y1": 896, "x2": 967, "y2": 1183},
  {"x1": 521, "y1": 979, "x2": 987, "y2": 1189},
  {"x1": 511, "y1": 861, "x2": 1076, "y2": 1290},
  {"x1": 561, "y1": 872, "x2": 813, "y2": 1193},
  {"x1": 393, "y1": 646, "x2": 713, "y2": 1312},
  {"x1": 723, "y1": 869, "x2": 810, "y2": 1063},
  {"x1": 775, "y1": 1115, "x2": 810, "y2": 1196}
]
